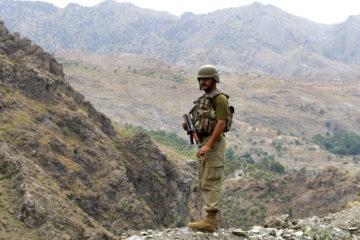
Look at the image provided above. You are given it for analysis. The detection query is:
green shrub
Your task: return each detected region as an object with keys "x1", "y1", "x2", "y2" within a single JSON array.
[
  {"x1": 270, "y1": 161, "x2": 285, "y2": 174},
  {"x1": 61, "y1": 126, "x2": 69, "y2": 136},
  {"x1": 318, "y1": 230, "x2": 334, "y2": 240},
  {"x1": 4, "y1": 87, "x2": 11, "y2": 94},
  {"x1": 250, "y1": 208, "x2": 258, "y2": 216},
  {"x1": 313, "y1": 131, "x2": 360, "y2": 155},
  {"x1": 175, "y1": 219, "x2": 185, "y2": 228},
  {"x1": 113, "y1": 140, "x2": 122, "y2": 151}
]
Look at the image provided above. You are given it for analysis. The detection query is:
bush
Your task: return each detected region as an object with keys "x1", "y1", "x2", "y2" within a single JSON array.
[
  {"x1": 270, "y1": 161, "x2": 285, "y2": 174},
  {"x1": 113, "y1": 140, "x2": 122, "y2": 150},
  {"x1": 4, "y1": 87, "x2": 11, "y2": 94},
  {"x1": 226, "y1": 148, "x2": 235, "y2": 160},
  {"x1": 61, "y1": 126, "x2": 70, "y2": 136},
  {"x1": 318, "y1": 230, "x2": 334, "y2": 240},
  {"x1": 313, "y1": 131, "x2": 360, "y2": 155},
  {"x1": 241, "y1": 152, "x2": 254, "y2": 163}
]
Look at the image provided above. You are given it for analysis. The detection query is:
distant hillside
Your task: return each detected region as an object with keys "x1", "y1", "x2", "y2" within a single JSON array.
[
  {"x1": 1, "y1": 0, "x2": 360, "y2": 79},
  {"x1": 324, "y1": 15, "x2": 360, "y2": 63},
  {"x1": 56, "y1": 51, "x2": 360, "y2": 175},
  {"x1": 223, "y1": 167, "x2": 360, "y2": 228}
]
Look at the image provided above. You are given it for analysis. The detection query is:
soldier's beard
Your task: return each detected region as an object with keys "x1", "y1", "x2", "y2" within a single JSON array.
[{"x1": 200, "y1": 81, "x2": 215, "y2": 93}]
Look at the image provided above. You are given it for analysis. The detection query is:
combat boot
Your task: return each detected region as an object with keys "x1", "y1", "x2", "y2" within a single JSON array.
[{"x1": 188, "y1": 210, "x2": 218, "y2": 232}]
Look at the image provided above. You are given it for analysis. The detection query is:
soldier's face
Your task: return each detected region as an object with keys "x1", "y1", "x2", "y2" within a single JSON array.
[{"x1": 198, "y1": 77, "x2": 215, "y2": 91}]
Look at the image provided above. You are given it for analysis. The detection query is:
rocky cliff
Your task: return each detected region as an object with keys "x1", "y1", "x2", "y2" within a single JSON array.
[{"x1": 0, "y1": 20, "x2": 202, "y2": 239}]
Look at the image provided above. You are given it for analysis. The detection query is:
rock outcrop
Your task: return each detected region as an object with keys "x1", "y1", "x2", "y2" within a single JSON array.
[
  {"x1": 0, "y1": 20, "x2": 202, "y2": 239},
  {"x1": 124, "y1": 133, "x2": 202, "y2": 227}
]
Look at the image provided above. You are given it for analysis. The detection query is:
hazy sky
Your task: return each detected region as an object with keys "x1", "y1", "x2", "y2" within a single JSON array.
[{"x1": 21, "y1": 0, "x2": 360, "y2": 24}]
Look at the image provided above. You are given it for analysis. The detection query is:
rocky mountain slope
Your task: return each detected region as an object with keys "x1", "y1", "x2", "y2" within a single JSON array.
[
  {"x1": 324, "y1": 15, "x2": 360, "y2": 63},
  {"x1": 0, "y1": 20, "x2": 203, "y2": 239},
  {"x1": 1, "y1": 0, "x2": 360, "y2": 78}
]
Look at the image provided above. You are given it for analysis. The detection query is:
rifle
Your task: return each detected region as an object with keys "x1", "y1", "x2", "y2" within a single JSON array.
[{"x1": 183, "y1": 114, "x2": 202, "y2": 149}]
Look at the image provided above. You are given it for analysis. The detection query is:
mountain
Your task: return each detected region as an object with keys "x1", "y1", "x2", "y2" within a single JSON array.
[
  {"x1": 0, "y1": 20, "x2": 202, "y2": 239},
  {"x1": 0, "y1": 0, "x2": 360, "y2": 79},
  {"x1": 324, "y1": 15, "x2": 360, "y2": 63}
]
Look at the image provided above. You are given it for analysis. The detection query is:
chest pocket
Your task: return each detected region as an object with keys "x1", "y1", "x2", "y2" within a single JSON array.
[
  {"x1": 190, "y1": 91, "x2": 234, "y2": 135},
  {"x1": 190, "y1": 96, "x2": 217, "y2": 135}
]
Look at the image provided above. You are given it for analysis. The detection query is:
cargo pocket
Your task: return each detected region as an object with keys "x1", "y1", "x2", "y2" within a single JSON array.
[
  {"x1": 205, "y1": 167, "x2": 223, "y2": 180},
  {"x1": 202, "y1": 165, "x2": 223, "y2": 191}
]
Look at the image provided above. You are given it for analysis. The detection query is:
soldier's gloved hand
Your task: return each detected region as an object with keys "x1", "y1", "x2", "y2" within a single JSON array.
[
  {"x1": 197, "y1": 145, "x2": 210, "y2": 159},
  {"x1": 182, "y1": 122, "x2": 188, "y2": 131}
]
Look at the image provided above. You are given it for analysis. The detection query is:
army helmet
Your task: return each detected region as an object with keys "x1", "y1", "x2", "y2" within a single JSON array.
[{"x1": 197, "y1": 65, "x2": 220, "y2": 83}]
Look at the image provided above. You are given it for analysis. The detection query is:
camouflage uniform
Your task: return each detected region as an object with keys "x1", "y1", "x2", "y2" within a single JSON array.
[
  {"x1": 197, "y1": 92, "x2": 229, "y2": 212},
  {"x1": 187, "y1": 65, "x2": 231, "y2": 232}
]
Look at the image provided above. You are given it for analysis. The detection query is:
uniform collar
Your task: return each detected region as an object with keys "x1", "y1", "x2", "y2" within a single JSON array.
[{"x1": 204, "y1": 90, "x2": 222, "y2": 99}]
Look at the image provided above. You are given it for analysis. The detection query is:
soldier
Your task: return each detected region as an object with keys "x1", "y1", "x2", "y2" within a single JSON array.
[{"x1": 183, "y1": 65, "x2": 232, "y2": 232}]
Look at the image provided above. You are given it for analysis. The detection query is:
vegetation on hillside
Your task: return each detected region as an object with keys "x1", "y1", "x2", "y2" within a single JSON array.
[
  {"x1": 225, "y1": 147, "x2": 286, "y2": 180},
  {"x1": 313, "y1": 131, "x2": 360, "y2": 155},
  {"x1": 118, "y1": 124, "x2": 197, "y2": 159},
  {"x1": 61, "y1": 60, "x2": 188, "y2": 84},
  {"x1": 118, "y1": 124, "x2": 287, "y2": 179}
]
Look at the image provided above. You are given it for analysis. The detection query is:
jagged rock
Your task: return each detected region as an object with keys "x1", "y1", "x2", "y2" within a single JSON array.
[
  {"x1": 264, "y1": 215, "x2": 291, "y2": 229},
  {"x1": 232, "y1": 229, "x2": 248, "y2": 236},
  {"x1": 292, "y1": 224, "x2": 301, "y2": 229},
  {"x1": 269, "y1": 229, "x2": 276, "y2": 236},
  {"x1": 30, "y1": 150, "x2": 37, "y2": 157},
  {"x1": 125, "y1": 236, "x2": 142, "y2": 240},
  {"x1": 8, "y1": 208, "x2": 15, "y2": 214},
  {"x1": 124, "y1": 133, "x2": 203, "y2": 227},
  {"x1": 292, "y1": 231, "x2": 303, "y2": 237},
  {"x1": 1, "y1": 220, "x2": 8, "y2": 227}
]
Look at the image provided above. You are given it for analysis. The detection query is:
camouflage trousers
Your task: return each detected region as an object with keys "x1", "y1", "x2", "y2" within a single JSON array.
[{"x1": 198, "y1": 135, "x2": 225, "y2": 212}]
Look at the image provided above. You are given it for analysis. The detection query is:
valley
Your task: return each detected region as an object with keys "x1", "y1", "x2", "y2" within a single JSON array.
[{"x1": 57, "y1": 50, "x2": 360, "y2": 175}]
